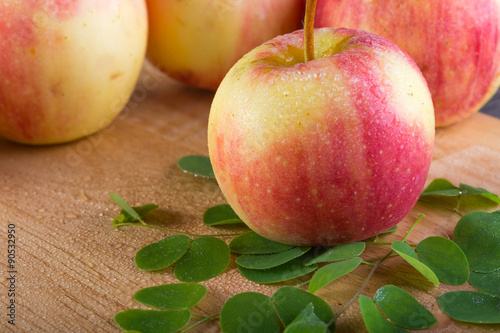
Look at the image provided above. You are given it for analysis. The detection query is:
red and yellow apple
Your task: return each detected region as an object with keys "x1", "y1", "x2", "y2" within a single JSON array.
[
  {"x1": 208, "y1": 28, "x2": 435, "y2": 246},
  {"x1": 146, "y1": 0, "x2": 305, "y2": 91},
  {"x1": 0, "y1": 0, "x2": 148, "y2": 145},
  {"x1": 315, "y1": 0, "x2": 500, "y2": 127}
]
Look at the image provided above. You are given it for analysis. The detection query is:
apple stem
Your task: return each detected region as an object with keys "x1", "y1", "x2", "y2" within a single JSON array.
[{"x1": 304, "y1": 0, "x2": 317, "y2": 62}]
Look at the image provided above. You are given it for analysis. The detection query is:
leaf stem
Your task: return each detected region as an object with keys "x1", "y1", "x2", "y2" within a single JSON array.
[
  {"x1": 180, "y1": 313, "x2": 219, "y2": 333},
  {"x1": 304, "y1": 0, "x2": 317, "y2": 62},
  {"x1": 328, "y1": 250, "x2": 394, "y2": 327},
  {"x1": 402, "y1": 214, "x2": 425, "y2": 242}
]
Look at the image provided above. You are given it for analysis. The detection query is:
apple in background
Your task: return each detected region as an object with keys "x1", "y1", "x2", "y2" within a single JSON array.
[
  {"x1": 145, "y1": 0, "x2": 305, "y2": 91},
  {"x1": 208, "y1": 27, "x2": 435, "y2": 246},
  {"x1": 315, "y1": 0, "x2": 500, "y2": 127},
  {"x1": 0, "y1": 0, "x2": 148, "y2": 145}
]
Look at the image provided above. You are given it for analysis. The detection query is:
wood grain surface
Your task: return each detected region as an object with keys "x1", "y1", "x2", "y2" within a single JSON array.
[{"x1": 1, "y1": 62, "x2": 500, "y2": 333}]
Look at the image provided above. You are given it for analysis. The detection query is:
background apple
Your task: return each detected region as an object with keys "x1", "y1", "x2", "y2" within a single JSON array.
[
  {"x1": 208, "y1": 27, "x2": 435, "y2": 246},
  {"x1": 0, "y1": 0, "x2": 148, "y2": 145},
  {"x1": 315, "y1": 0, "x2": 500, "y2": 127},
  {"x1": 146, "y1": 0, "x2": 305, "y2": 91}
]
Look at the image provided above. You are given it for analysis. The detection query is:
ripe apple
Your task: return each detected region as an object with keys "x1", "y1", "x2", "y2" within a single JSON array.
[
  {"x1": 208, "y1": 27, "x2": 435, "y2": 246},
  {"x1": 315, "y1": 0, "x2": 500, "y2": 127},
  {"x1": 0, "y1": 0, "x2": 148, "y2": 145},
  {"x1": 145, "y1": 0, "x2": 305, "y2": 91}
]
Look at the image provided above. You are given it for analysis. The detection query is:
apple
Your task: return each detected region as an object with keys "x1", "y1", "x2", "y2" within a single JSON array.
[
  {"x1": 0, "y1": 0, "x2": 148, "y2": 145},
  {"x1": 315, "y1": 0, "x2": 500, "y2": 127},
  {"x1": 208, "y1": 26, "x2": 435, "y2": 246},
  {"x1": 145, "y1": 0, "x2": 305, "y2": 91}
]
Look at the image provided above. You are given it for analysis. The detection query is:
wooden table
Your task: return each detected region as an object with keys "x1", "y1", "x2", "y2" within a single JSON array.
[{"x1": 1, "y1": 63, "x2": 500, "y2": 332}]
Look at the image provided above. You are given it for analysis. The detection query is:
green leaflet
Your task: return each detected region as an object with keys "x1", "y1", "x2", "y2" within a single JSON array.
[
  {"x1": 438, "y1": 291, "x2": 500, "y2": 324},
  {"x1": 359, "y1": 295, "x2": 408, "y2": 333},
  {"x1": 420, "y1": 178, "x2": 500, "y2": 203},
  {"x1": 469, "y1": 270, "x2": 500, "y2": 298},
  {"x1": 203, "y1": 204, "x2": 243, "y2": 225},
  {"x1": 230, "y1": 231, "x2": 294, "y2": 254},
  {"x1": 177, "y1": 155, "x2": 215, "y2": 179},
  {"x1": 236, "y1": 247, "x2": 311, "y2": 269},
  {"x1": 306, "y1": 242, "x2": 365, "y2": 265},
  {"x1": 114, "y1": 309, "x2": 191, "y2": 333},
  {"x1": 373, "y1": 285, "x2": 436, "y2": 329},
  {"x1": 283, "y1": 304, "x2": 328, "y2": 333},
  {"x1": 135, "y1": 235, "x2": 191, "y2": 271},
  {"x1": 238, "y1": 254, "x2": 318, "y2": 284},
  {"x1": 134, "y1": 283, "x2": 207, "y2": 310},
  {"x1": 220, "y1": 292, "x2": 280, "y2": 333},
  {"x1": 272, "y1": 286, "x2": 334, "y2": 327},
  {"x1": 174, "y1": 237, "x2": 230, "y2": 282},
  {"x1": 391, "y1": 241, "x2": 439, "y2": 286},
  {"x1": 415, "y1": 236, "x2": 469, "y2": 285},
  {"x1": 453, "y1": 211, "x2": 500, "y2": 273},
  {"x1": 308, "y1": 257, "x2": 362, "y2": 293}
]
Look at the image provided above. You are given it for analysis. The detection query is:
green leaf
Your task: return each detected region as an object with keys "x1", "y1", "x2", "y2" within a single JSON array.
[
  {"x1": 236, "y1": 247, "x2": 311, "y2": 270},
  {"x1": 306, "y1": 242, "x2": 365, "y2": 265},
  {"x1": 114, "y1": 309, "x2": 191, "y2": 333},
  {"x1": 219, "y1": 292, "x2": 280, "y2": 333},
  {"x1": 391, "y1": 241, "x2": 439, "y2": 286},
  {"x1": 238, "y1": 254, "x2": 318, "y2": 284},
  {"x1": 125, "y1": 204, "x2": 159, "y2": 220},
  {"x1": 380, "y1": 226, "x2": 398, "y2": 235},
  {"x1": 459, "y1": 183, "x2": 500, "y2": 204},
  {"x1": 453, "y1": 211, "x2": 500, "y2": 273},
  {"x1": 308, "y1": 257, "x2": 362, "y2": 293},
  {"x1": 203, "y1": 204, "x2": 243, "y2": 226},
  {"x1": 438, "y1": 291, "x2": 500, "y2": 324},
  {"x1": 174, "y1": 236, "x2": 230, "y2": 282},
  {"x1": 359, "y1": 295, "x2": 408, "y2": 333},
  {"x1": 110, "y1": 193, "x2": 141, "y2": 220},
  {"x1": 177, "y1": 155, "x2": 215, "y2": 179},
  {"x1": 272, "y1": 286, "x2": 334, "y2": 327},
  {"x1": 230, "y1": 231, "x2": 294, "y2": 254},
  {"x1": 135, "y1": 235, "x2": 192, "y2": 271},
  {"x1": 373, "y1": 285, "x2": 436, "y2": 329},
  {"x1": 469, "y1": 270, "x2": 500, "y2": 298},
  {"x1": 283, "y1": 303, "x2": 328, "y2": 333},
  {"x1": 415, "y1": 236, "x2": 469, "y2": 285},
  {"x1": 134, "y1": 283, "x2": 207, "y2": 310},
  {"x1": 419, "y1": 178, "x2": 461, "y2": 197}
]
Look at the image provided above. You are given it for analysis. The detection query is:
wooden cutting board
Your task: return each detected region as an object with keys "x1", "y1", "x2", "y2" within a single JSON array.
[{"x1": 1, "y1": 62, "x2": 500, "y2": 333}]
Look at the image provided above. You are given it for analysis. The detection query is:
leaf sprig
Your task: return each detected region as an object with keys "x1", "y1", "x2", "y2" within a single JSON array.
[{"x1": 111, "y1": 158, "x2": 500, "y2": 333}]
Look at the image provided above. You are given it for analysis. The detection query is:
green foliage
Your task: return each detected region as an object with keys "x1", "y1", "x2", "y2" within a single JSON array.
[
  {"x1": 219, "y1": 292, "x2": 280, "y2": 333},
  {"x1": 135, "y1": 235, "x2": 191, "y2": 271},
  {"x1": 110, "y1": 193, "x2": 159, "y2": 228},
  {"x1": 134, "y1": 283, "x2": 207, "y2": 310},
  {"x1": 238, "y1": 254, "x2": 318, "y2": 284},
  {"x1": 272, "y1": 287, "x2": 334, "y2": 327},
  {"x1": 229, "y1": 231, "x2": 294, "y2": 254},
  {"x1": 453, "y1": 211, "x2": 500, "y2": 273},
  {"x1": 359, "y1": 295, "x2": 408, "y2": 333},
  {"x1": 438, "y1": 291, "x2": 500, "y2": 324},
  {"x1": 115, "y1": 309, "x2": 191, "y2": 333},
  {"x1": 373, "y1": 285, "x2": 436, "y2": 329},
  {"x1": 391, "y1": 241, "x2": 439, "y2": 286},
  {"x1": 308, "y1": 257, "x2": 362, "y2": 293},
  {"x1": 415, "y1": 236, "x2": 469, "y2": 285},
  {"x1": 203, "y1": 204, "x2": 243, "y2": 225},
  {"x1": 177, "y1": 155, "x2": 215, "y2": 179},
  {"x1": 236, "y1": 247, "x2": 311, "y2": 270},
  {"x1": 468, "y1": 270, "x2": 500, "y2": 298},
  {"x1": 305, "y1": 242, "x2": 365, "y2": 265},
  {"x1": 174, "y1": 236, "x2": 231, "y2": 282},
  {"x1": 283, "y1": 304, "x2": 328, "y2": 333}
]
